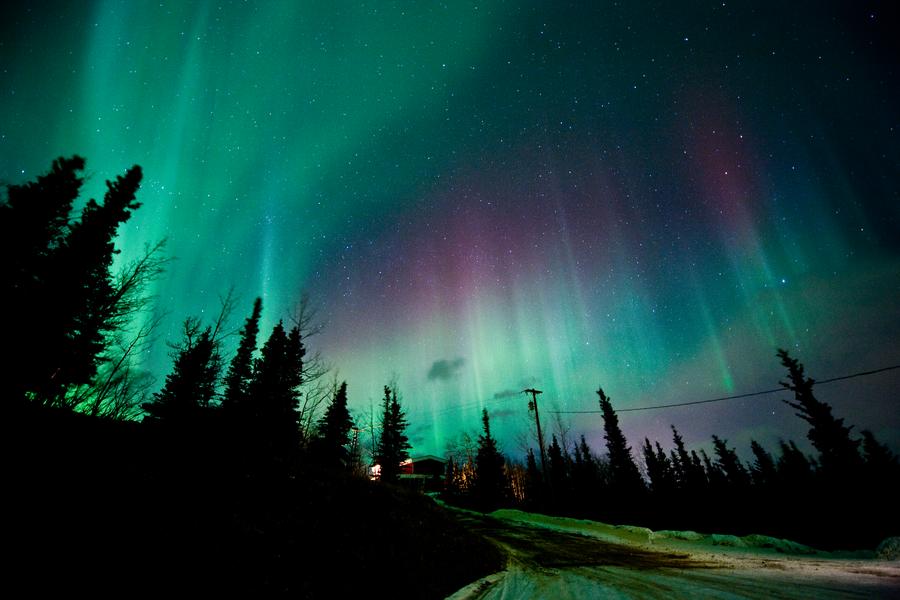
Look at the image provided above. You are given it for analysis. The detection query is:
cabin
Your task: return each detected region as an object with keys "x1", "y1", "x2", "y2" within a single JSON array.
[
  {"x1": 368, "y1": 455, "x2": 447, "y2": 491},
  {"x1": 399, "y1": 455, "x2": 447, "y2": 492}
]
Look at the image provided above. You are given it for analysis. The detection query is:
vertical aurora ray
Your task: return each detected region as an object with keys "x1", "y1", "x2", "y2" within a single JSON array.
[{"x1": 1, "y1": 1, "x2": 898, "y2": 456}]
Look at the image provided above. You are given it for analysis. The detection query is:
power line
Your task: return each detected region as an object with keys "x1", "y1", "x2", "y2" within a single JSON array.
[{"x1": 550, "y1": 363, "x2": 900, "y2": 414}]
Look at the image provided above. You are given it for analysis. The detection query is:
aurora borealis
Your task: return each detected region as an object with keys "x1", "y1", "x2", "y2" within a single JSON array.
[{"x1": 2, "y1": 1, "x2": 898, "y2": 457}]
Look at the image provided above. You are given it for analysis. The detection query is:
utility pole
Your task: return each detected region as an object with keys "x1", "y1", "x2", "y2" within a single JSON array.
[{"x1": 524, "y1": 388, "x2": 548, "y2": 480}]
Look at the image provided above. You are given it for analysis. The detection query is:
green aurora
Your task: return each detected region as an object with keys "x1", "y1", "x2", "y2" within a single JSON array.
[{"x1": 2, "y1": 1, "x2": 898, "y2": 457}]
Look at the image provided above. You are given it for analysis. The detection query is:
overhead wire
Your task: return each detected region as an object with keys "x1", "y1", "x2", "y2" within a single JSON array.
[{"x1": 548, "y1": 364, "x2": 900, "y2": 414}]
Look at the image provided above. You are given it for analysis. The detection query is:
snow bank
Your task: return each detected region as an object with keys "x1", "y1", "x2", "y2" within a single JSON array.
[
  {"x1": 489, "y1": 509, "x2": 820, "y2": 555},
  {"x1": 489, "y1": 509, "x2": 654, "y2": 545}
]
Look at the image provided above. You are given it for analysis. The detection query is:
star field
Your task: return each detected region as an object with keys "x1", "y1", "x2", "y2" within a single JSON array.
[{"x1": 1, "y1": 1, "x2": 898, "y2": 457}]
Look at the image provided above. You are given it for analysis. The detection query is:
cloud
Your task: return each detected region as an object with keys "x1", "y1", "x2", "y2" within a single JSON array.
[
  {"x1": 492, "y1": 377, "x2": 540, "y2": 399},
  {"x1": 489, "y1": 408, "x2": 518, "y2": 419},
  {"x1": 427, "y1": 357, "x2": 465, "y2": 381}
]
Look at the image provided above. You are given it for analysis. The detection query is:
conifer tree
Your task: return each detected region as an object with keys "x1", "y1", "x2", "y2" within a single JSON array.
[
  {"x1": 313, "y1": 381, "x2": 354, "y2": 468},
  {"x1": 1, "y1": 157, "x2": 144, "y2": 405},
  {"x1": 643, "y1": 438, "x2": 675, "y2": 495},
  {"x1": 711, "y1": 435, "x2": 750, "y2": 488},
  {"x1": 775, "y1": 440, "x2": 814, "y2": 485},
  {"x1": 473, "y1": 409, "x2": 507, "y2": 510},
  {"x1": 570, "y1": 435, "x2": 601, "y2": 512},
  {"x1": 670, "y1": 426, "x2": 703, "y2": 491},
  {"x1": 222, "y1": 297, "x2": 262, "y2": 415},
  {"x1": 700, "y1": 449, "x2": 727, "y2": 489},
  {"x1": 860, "y1": 430, "x2": 899, "y2": 478},
  {"x1": 524, "y1": 448, "x2": 543, "y2": 508},
  {"x1": 749, "y1": 440, "x2": 777, "y2": 487},
  {"x1": 547, "y1": 434, "x2": 568, "y2": 491},
  {"x1": 285, "y1": 325, "x2": 305, "y2": 406},
  {"x1": 249, "y1": 322, "x2": 302, "y2": 460},
  {"x1": 577, "y1": 435, "x2": 596, "y2": 470},
  {"x1": 778, "y1": 349, "x2": 862, "y2": 476},
  {"x1": 143, "y1": 319, "x2": 220, "y2": 424},
  {"x1": 597, "y1": 387, "x2": 644, "y2": 495},
  {"x1": 689, "y1": 450, "x2": 708, "y2": 488},
  {"x1": 45, "y1": 165, "x2": 143, "y2": 403},
  {"x1": 376, "y1": 386, "x2": 411, "y2": 482}
]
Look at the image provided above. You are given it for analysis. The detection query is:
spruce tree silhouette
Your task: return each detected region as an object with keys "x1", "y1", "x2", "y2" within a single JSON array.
[
  {"x1": 670, "y1": 425, "x2": 705, "y2": 492},
  {"x1": 861, "y1": 430, "x2": 898, "y2": 474},
  {"x1": 312, "y1": 381, "x2": 354, "y2": 469},
  {"x1": 748, "y1": 439, "x2": 777, "y2": 488},
  {"x1": 143, "y1": 318, "x2": 220, "y2": 424},
  {"x1": 642, "y1": 438, "x2": 675, "y2": 495},
  {"x1": 546, "y1": 434, "x2": 568, "y2": 495},
  {"x1": 570, "y1": 435, "x2": 600, "y2": 515},
  {"x1": 222, "y1": 297, "x2": 262, "y2": 416},
  {"x1": 778, "y1": 348, "x2": 863, "y2": 477},
  {"x1": 711, "y1": 435, "x2": 751, "y2": 488},
  {"x1": 375, "y1": 385, "x2": 411, "y2": 483},
  {"x1": 473, "y1": 408, "x2": 507, "y2": 511},
  {"x1": 523, "y1": 448, "x2": 543, "y2": 510},
  {"x1": 249, "y1": 321, "x2": 303, "y2": 464},
  {"x1": 700, "y1": 448, "x2": 727, "y2": 490},
  {"x1": 597, "y1": 387, "x2": 645, "y2": 498},
  {"x1": 775, "y1": 440, "x2": 814, "y2": 486},
  {"x1": 0, "y1": 157, "x2": 143, "y2": 406}
]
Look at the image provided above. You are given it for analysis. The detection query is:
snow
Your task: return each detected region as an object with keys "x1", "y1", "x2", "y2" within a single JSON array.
[{"x1": 447, "y1": 509, "x2": 900, "y2": 599}]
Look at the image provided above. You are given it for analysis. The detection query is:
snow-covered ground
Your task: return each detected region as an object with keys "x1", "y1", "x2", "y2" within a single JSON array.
[{"x1": 447, "y1": 509, "x2": 900, "y2": 599}]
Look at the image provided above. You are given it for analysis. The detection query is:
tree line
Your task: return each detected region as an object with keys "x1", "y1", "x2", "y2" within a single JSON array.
[
  {"x1": 443, "y1": 350, "x2": 899, "y2": 549},
  {"x1": 4, "y1": 156, "x2": 896, "y2": 551},
  {"x1": 2, "y1": 156, "x2": 412, "y2": 483}
]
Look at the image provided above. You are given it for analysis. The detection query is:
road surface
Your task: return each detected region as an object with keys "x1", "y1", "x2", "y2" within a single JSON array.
[{"x1": 447, "y1": 510, "x2": 900, "y2": 599}]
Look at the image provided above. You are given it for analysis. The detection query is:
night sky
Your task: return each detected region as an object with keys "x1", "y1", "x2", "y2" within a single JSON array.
[{"x1": 2, "y1": 1, "x2": 898, "y2": 458}]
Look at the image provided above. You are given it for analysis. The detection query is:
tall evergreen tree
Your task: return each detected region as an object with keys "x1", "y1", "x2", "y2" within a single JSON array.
[
  {"x1": 44, "y1": 165, "x2": 143, "y2": 403},
  {"x1": 222, "y1": 297, "x2": 262, "y2": 414},
  {"x1": 473, "y1": 409, "x2": 507, "y2": 510},
  {"x1": 711, "y1": 435, "x2": 751, "y2": 488},
  {"x1": 597, "y1": 387, "x2": 644, "y2": 495},
  {"x1": 669, "y1": 426, "x2": 709, "y2": 494},
  {"x1": 284, "y1": 325, "x2": 305, "y2": 406},
  {"x1": 689, "y1": 450, "x2": 708, "y2": 489},
  {"x1": 376, "y1": 386, "x2": 411, "y2": 483},
  {"x1": 643, "y1": 438, "x2": 675, "y2": 495},
  {"x1": 860, "y1": 430, "x2": 899, "y2": 477},
  {"x1": 700, "y1": 449, "x2": 727, "y2": 490},
  {"x1": 670, "y1": 426, "x2": 693, "y2": 490},
  {"x1": 1, "y1": 157, "x2": 144, "y2": 406},
  {"x1": 775, "y1": 440, "x2": 814, "y2": 486},
  {"x1": 546, "y1": 434, "x2": 569, "y2": 498},
  {"x1": 570, "y1": 435, "x2": 601, "y2": 513},
  {"x1": 778, "y1": 349, "x2": 862, "y2": 476},
  {"x1": 249, "y1": 322, "x2": 302, "y2": 460},
  {"x1": 143, "y1": 319, "x2": 220, "y2": 424},
  {"x1": 524, "y1": 448, "x2": 543, "y2": 508},
  {"x1": 1, "y1": 157, "x2": 85, "y2": 405},
  {"x1": 749, "y1": 440, "x2": 777, "y2": 488},
  {"x1": 313, "y1": 381, "x2": 354, "y2": 468}
]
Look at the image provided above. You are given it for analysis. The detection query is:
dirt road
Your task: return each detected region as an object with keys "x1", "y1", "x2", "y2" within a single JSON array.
[{"x1": 448, "y1": 510, "x2": 900, "y2": 599}]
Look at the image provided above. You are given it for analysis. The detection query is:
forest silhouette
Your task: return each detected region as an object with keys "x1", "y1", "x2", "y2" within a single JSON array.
[
  {"x1": 446, "y1": 353, "x2": 899, "y2": 550},
  {"x1": 2, "y1": 157, "x2": 499, "y2": 597},
  {"x1": 3, "y1": 157, "x2": 897, "y2": 595}
]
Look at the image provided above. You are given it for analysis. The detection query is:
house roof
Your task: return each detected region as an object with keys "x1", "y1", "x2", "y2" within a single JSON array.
[{"x1": 410, "y1": 454, "x2": 446, "y2": 464}]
